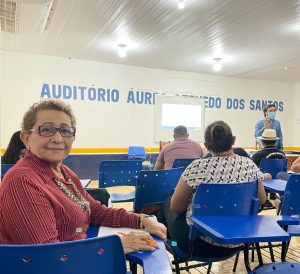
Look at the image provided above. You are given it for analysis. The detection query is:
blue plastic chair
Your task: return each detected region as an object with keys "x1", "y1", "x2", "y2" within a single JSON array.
[
  {"x1": 0, "y1": 235, "x2": 127, "y2": 274},
  {"x1": 99, "y1": 160, "x2": 143, "y2": 203},
  {"x1": 166, "y1": 181, "x2": 259, "y2": 274},
  {"x1": 1, "y1": 163, "x2": 14, "y2": 179},
  {"x1": 133, "y1": 167, "x2": 184, "y2": 212},
  {"x1": 259, "y1": 158, "x2": 287, "y2": 178},
  {"x1": 128, "y1": 146, "x2": 146, "y2": 160},
  {"x1": 172, "y1": 158, "x2": 199, "y2": 169},
  {"x1": 250, "y1": 262, "x2": 300, "y2": 274},
  {"x1": 192, "y1": 181, "x2": 260, "y2": 216},
  {"x1": 279, "y1": 174, "x2": 300, "y2": 238}
]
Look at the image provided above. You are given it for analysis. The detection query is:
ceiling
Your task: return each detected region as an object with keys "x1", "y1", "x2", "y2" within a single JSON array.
[{"x1": 1, "y1": 0, "x2": 300, "y2": 83}]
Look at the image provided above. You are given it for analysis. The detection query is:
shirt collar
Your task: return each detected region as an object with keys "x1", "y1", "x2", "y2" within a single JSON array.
[
  {"x1": 23, "y1": 151, "x2": 70, "y2": 183},
  {"x1": 174, "y1": 135, "x2": 189, "y2": 141}
]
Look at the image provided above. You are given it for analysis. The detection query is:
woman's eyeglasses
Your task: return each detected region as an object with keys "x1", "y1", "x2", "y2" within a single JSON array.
[{"x1": 30, "y1": 125, "x2": 76, "y2": 137}]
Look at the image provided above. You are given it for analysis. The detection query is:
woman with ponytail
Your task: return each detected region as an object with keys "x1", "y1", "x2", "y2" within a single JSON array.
[{"x1": 159, "y1": 121, "x2": 266, "y2": 258}]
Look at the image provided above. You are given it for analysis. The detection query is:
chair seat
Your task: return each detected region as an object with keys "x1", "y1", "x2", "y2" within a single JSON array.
[
  {"x1": 110, "y1": 191, "x2": 136, "y2": 203},
  {"x1": 250, "y1": 262, "x2": 300, "y2": 274}
]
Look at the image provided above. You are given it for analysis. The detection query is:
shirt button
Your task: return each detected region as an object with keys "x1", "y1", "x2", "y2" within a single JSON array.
[{"x1": 76, "y1": 227, "x2": 83, "y2": 233}]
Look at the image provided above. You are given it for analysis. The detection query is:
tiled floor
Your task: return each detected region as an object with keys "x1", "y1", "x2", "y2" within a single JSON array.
[{"x1": 90, "y1": 182, "x2": 300, "y2": 273}]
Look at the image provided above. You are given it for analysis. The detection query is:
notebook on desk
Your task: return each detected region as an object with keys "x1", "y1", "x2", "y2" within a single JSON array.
[{"x1": 98, "y1": 226, "x2": 142, "y2": 237}]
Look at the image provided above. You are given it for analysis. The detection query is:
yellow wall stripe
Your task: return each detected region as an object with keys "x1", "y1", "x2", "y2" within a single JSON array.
[
  {"x1": 1, "y1": 147, "x2": 300, "y2": 155},
  {"x1": 1, "y1": 147, "x2": 160, "y2": 154}
]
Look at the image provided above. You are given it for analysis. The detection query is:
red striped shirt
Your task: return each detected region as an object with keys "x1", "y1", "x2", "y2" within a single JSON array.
[{"x1": 0, "y1": 151, "x2": 140, "y2": 244}]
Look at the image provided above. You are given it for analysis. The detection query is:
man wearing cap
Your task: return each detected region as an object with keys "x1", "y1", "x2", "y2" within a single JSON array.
[
  {"x1": 154, "y1": 125, "x2": 203, "y2": 170},
  {"x1": 252, "y1": 129, "x2": 286, "y2": 208},
  {"x1": 252, "y1": 128, "x2": 286, "y2": 167},
  {"x1": 254, "y1": 103, "x2": 283, "y2": 150}
]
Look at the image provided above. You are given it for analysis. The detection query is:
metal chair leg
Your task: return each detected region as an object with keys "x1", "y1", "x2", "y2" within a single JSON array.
[
  {"x1": 251, "y1": 244, "x2": 255, "y2": 262},
  {"x1": 207, "y1": 263, "x2": 212, "y2": 274},
  {"x1": 268, "y1": 242, "x2": 275, "y2": 262},
  {"x1": 232, "y1": 251, "x2": 240, "y2": 272}
]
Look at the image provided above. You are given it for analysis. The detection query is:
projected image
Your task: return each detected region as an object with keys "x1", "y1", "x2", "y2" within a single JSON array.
[{"x1": 161, "y1": 104, "x2": 202, "y2": 130}]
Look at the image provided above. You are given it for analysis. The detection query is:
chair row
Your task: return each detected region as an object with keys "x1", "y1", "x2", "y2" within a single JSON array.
[
  {"x1": 2, "y1": 174, "x2": 299, "y2": 273},
  {"x1": 133, "y1": 174, "x2": 300, "y2": 273},
  {"x1": 98, "y1": 158, "x2": 198, "y2": 203}
]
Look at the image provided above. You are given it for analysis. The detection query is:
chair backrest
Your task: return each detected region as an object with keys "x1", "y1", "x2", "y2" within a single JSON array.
[
  {"x1": 0, "y1": 235, "x2": 127, "y2": 274},
  {"x1": 1, "y1": 164, "x2": 14, "y2": 179},
  {"x1": 259, "y1": 158, "x2": 287, "y2": 178},
  {"x1": 1, "y1": 164, "x2": 14, "y2": 175},
  {"x1": 128, "y1": 146, "x2": 146, "y2": 160},
  {"x1": 172, "y1": 158, "x2": 199, "y2": 169},
  {"x1": 134, "y1": 167, "x2": 185, "y2": 212},
  {"x1": 281, "y1": 174, "x2": 300, "y2": 216},
  {"x1": 192, "y1": 181, "x2": 260, "y2": 217},
  {"x1": 159, "y1": 141, "x2": 170, "y2": 151},
  {"x1": 99, "y1": 160, "x2": 142, "y2": 188}
]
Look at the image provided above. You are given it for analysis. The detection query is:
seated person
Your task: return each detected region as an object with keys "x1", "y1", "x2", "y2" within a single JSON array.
[
  {"x1": 1, "y1": 130, "x2": 26, "y2": 164},
  {"x1": 291, "y1": 156, "x2": 300, "y2": 173},
  {"x1": 0, "y1": 99, "x2": 166, "y2": 254},
  {"x1": 154, "y1": 125, "x2": 203, "y2": 170},
  {"x1": 159, "y1": 121, "x2": 266, "y2": 258},
  {"x1": 252, "y1": 129, "x2": 285, "y2": 205},
  {"x1": 251, "y1": 129, "x2": 286, "y2": 168}
]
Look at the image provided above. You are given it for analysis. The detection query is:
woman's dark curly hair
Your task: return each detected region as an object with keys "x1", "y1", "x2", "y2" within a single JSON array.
[{"x1": 204, "y1": 121, "x2": 233, "y2": 153}]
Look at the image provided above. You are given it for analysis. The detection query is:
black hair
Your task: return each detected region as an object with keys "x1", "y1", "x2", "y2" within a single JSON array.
[
  {"x1": 261, "y1": 139, "x2": 276, "y2": 146},
  {"x1": 2, "y1": 131, "x2": 26, "y2": 164},
  {"x1": 174, "y1": 125, "x2": 188, "y2": 136},
  {"x1": 232, "y1": 147, "x2": 250, "y2": 158},
  {"x1": 263, "y1": 103, "x2": 276, "y2": 117},
  {"x1": 204, "y1": 121, "x2": 233, "y2": 153},
  {"x1": 202, "y1": 147, "x2": 250, "y2": 159}
]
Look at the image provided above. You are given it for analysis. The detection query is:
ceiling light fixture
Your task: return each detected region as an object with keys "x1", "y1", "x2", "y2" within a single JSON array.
[
  {"x1": 178, "y1": 0, "x2": 185, "y2": 9},
  {"x1": 118, "y1": 44, "x2": 127, "y2": 58},
  {"x1": 212, "y1": 58, "x2": 222, "y2": 72}
]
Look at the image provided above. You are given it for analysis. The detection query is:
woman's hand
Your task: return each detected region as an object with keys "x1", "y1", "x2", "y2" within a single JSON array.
[
  {"x1": 120, "y1": 231, "x2": 159, "y2": 254},
  {"x1": 142, "y1": 217, "x2": 167, "y2": 242},
  {"x1": 263, "y1": 173, "x2": 272, "y2": 180}
]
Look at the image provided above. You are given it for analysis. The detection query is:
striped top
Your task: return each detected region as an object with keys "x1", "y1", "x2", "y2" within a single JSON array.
[
  {"x1": 0, "y1": 151, "x2": 140, "y2": 244},
  {"x1": 182, "y1": 155, "x2": 263, "y2": 225}
]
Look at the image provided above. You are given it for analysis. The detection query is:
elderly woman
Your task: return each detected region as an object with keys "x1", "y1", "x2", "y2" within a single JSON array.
[
  {"x1": 0, "y1": 99, "x2": 166, "y2": 253},
  {"x1": 159, "y1": 120, "x2": 267, "y2": 258}
]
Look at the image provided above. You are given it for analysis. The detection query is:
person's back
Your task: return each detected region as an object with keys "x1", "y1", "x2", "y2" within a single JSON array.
[
  {"x1": 2, "y1": 131, "x2": 26, "y2": 164},
  {"x1": 252, "y1": 129, "x2": 285, "y2": 167},
  {"x1": 154, "y1": 125, "x2": 202, "y2": 170}
]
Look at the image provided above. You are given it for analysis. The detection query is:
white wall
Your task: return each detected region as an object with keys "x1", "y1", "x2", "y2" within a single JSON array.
[
  {"x1": 293, "y1": 83, "x2": 300, "y2": 146},
  {"x1": 0, "y1": 50, "x2": 296, "y2": 150}
]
